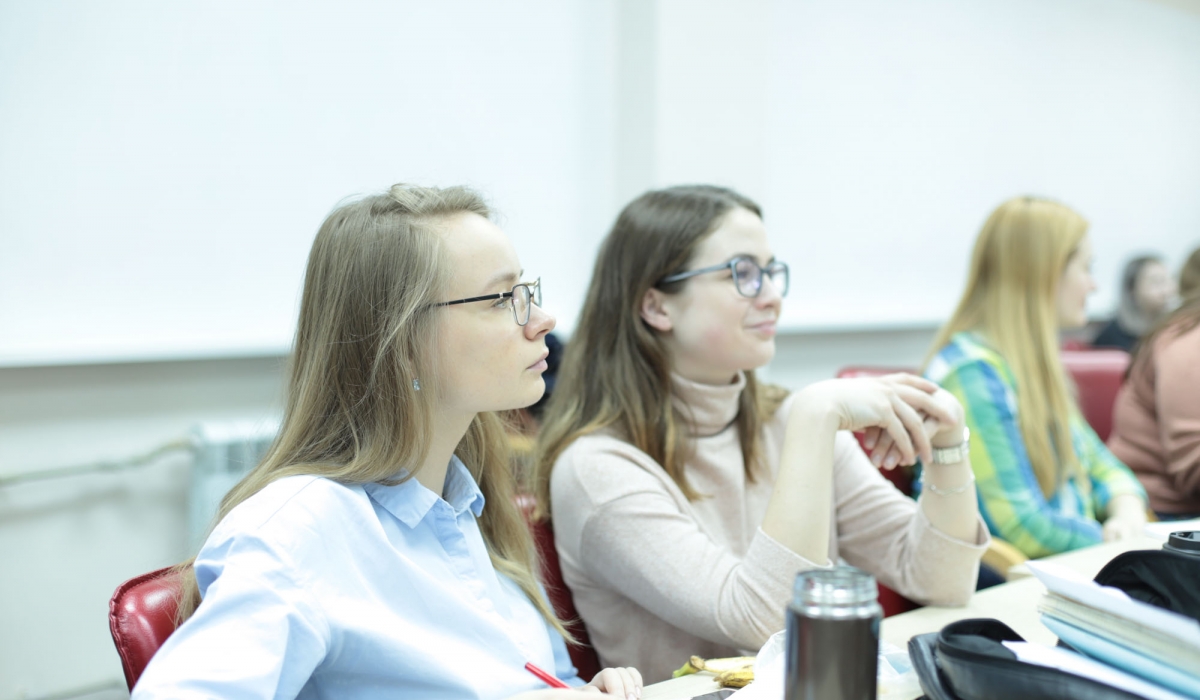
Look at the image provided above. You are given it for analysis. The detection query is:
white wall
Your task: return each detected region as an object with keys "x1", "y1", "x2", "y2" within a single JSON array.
[
  {"x1": 0, "y1": 358, "x2": 286, "y2": 699},
  {"x1": 5, "y1": 0, "x2": 1198, "y2": 368},
  {"x1": 2, "y1": 1, "x2": 1199, "y2": 698},
  {"x1": 645, "y1": 0, "x2": 1200, "y2": 330},
  {"x1": 0, "y1": 0, "x2": 618, "y2": 366}
]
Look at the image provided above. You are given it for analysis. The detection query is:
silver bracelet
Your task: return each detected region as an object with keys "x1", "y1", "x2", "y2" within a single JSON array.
[{"x1": 925, "y1": 471, "x2": 976, "y2": 497}]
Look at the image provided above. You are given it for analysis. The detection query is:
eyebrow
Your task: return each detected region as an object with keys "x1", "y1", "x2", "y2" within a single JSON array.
[
  {"x1": 726, "y1": 253, "x2": 776, "y2": 265},
  {"x1": 479, "y1": 269, "x2": 522, "y2": 294}
]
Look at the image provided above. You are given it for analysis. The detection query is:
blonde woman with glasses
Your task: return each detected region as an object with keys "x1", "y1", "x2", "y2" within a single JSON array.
[
  {"x1": 133, "y1": 185, "x2": 641, "y2": 700},
  {"x1": 533, "y1": 185, "x2": 987, "y2": 683},
  {"x1": 922, "y1": 196, "x2": 1148, "y2": 560}
]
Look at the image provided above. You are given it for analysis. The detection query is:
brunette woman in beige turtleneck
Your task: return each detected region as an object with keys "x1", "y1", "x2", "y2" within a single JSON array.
[{"x1": 533, "y1": 186, "x2": 988, "y2": 684}]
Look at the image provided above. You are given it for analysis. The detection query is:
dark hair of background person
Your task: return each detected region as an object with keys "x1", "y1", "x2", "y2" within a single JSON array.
[
  {"x1": 1128, "y1": 246, "x2": 1200, "y2": 373},
  {"x1": 1117, "y1": 254, "x2": 1168, "y2": 335}
]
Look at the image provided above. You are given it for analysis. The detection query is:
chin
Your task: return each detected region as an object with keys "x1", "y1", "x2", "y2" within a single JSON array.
[
  {"x1": 519, "y1": 378, "x2": 547, "y2": 408},
  {"x1": 742, "y1": 347, "x2": 776, "y2": 372}
]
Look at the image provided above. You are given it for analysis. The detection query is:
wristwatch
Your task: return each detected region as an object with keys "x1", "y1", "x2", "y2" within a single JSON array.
[{"x1": 930, "y1": 427, "x2": 970, "y2": 465}]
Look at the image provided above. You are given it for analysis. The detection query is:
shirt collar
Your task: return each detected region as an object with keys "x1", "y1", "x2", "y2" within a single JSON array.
[{"x1": 364, "y1": 455, "x2": 486, "y2": 528}]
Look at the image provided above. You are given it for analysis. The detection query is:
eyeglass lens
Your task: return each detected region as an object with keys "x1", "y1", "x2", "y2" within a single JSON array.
[
  {"x1": 512, "y1": 280, "x2": 542, "y2": 326},
  {"x1": 733, "y1": 259, "x2": 789, "y2": 297}
]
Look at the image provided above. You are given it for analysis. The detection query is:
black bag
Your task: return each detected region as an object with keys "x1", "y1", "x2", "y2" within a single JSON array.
[
  {"x1": 908, "y1": 548, "x2": 1200, "y2": 700},
  {"x1": 1093, "y1": 549, "x2": 1200, "y2": 621},
  {"x1": 908, "y1": 619, "x2": 1146, "y2": 700}
]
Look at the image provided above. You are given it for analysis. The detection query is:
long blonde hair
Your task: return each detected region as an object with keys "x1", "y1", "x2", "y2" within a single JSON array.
[
  {"x1": 175, "y1": 184, "x2": 568, "y2": 638},
  {"x1": 533, "y1": 185, "x2": 788, "y2": 516},
  {"x1": 926, "y1": 196, "x2": 1088, "y2": 498}
]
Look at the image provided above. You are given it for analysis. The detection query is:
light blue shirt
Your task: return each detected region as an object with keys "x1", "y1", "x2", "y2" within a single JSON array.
[{"x1": 133, "y1": 457, "x2": 581, "y2": 699}]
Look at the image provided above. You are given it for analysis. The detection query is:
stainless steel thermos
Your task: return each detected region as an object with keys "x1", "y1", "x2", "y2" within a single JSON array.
[
  {"x1": 785, "y1": 567, "x2": 882, "y2": 700},
  {"x1": 1163, "y1": 530, "x2": 1200, "y2": 559}
]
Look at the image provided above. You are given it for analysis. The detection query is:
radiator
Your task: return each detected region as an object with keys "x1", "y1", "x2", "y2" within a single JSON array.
[{"x1": 188, "y1": 419, "x2": 281, "y2": 549}]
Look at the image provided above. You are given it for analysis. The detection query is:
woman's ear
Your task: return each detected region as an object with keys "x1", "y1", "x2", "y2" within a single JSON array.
[{"x1": 640, "y1": 287, "x2": 673, "y2": 332}]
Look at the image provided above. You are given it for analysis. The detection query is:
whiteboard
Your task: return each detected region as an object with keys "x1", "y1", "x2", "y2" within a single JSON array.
[
  {"x1": 763, "y1": 0, "x2": 1200, "y2": 331},
  {"x1": 0, "y1": 1, "x2": 616, "y2": 366}
]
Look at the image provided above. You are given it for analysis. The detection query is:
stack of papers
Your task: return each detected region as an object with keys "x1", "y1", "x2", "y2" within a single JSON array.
[{"x1": 1028, "y1": 560, "x2": 1200, "y2": 698}]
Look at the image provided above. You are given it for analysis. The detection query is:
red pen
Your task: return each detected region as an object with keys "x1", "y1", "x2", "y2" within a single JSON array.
[{"x1": 525, "y1": 661, "x2": 570, "y2": 689}]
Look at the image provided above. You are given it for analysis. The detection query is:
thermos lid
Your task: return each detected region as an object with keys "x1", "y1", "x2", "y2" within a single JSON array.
[
  {"x1": 793, "y1": 566, "x2": 878, "y2": 606},
  {"x1": 1164, "y1": 531, "x2": 1200, "y2": 556}
]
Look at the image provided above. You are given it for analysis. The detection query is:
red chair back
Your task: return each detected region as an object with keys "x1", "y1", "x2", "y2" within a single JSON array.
[
  {"x1": 516, "y1": 495, "x2": 603, "y2": 681},
  {"x1": 108, "y1": 566, "x2": 182, "y2": 691},
  {"x1": 1060, "y1": 349, "x2": 1130, "y2": 442}
]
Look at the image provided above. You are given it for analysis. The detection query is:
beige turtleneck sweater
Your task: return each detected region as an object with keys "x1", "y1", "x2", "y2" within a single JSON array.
[{"x1": 548, "y1": 373, "x2": 988, "y2": 683}]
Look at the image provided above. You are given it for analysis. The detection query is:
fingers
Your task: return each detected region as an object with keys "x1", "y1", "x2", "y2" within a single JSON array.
[
  {"x1": 870, "y1": 430, "x2": 896, "y2": 468},
  {"x1": 890, "y1": 393, "x2": 933, "y2": 465},
  {"x1": 1103, "y1": 516, "x2": 1140, "y2": 542},
  {"x1": 587, "y1": 668, "x2": 641, "y2": 700},
  {"x1": 882, "y1": 372, "x2": 939, "y2": 394},
  {"x1": 879, "y1": 409, "x2": 916, "y2": 469},
  {"x1": 862, "y1": 426, "x2": 882, "y2": 451},
  {"x1": 892, "y1": 385, "x2": 957, "y2": 428}
]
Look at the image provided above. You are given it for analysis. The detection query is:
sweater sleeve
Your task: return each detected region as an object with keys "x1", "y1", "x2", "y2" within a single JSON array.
[
  {"x1": 831, "y1": 432, "x2": 987, "y2": 607},
  {"x1": 558, "y1": 447, "x2": 819, "y2": 652},
  {"x1": 1156, "y1": 327, "x2": 1200, "y2": 499},
  {"x1": 938, "y1": 357, "x2": 1103, "y2": 559}
]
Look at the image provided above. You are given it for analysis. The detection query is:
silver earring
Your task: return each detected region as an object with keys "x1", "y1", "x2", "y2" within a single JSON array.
[{"x1": 412, "y1": 378, "x2": 421, "y2": 391}]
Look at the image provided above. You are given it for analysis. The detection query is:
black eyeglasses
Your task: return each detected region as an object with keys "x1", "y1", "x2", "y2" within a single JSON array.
[
  {"x1": 659, "y1": 257, "x2": 789, "y2": 298},
  {"x1": 436, "y1": 278, "x2": 542, "y2": 326}
]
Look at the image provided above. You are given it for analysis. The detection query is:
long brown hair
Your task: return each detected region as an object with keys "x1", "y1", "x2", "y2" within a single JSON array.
[
  {"x1": 533, "y1": 185, "x2": 788, "y2": 515},
  {"x1": 925, "y1": 196, "x2": 1088, "y2": 498},
  {"x1": 1129, "y1": 246, "x2": 1200, "y2": 372},
  {"x1": 175, "y1": 184, "x2": 568, "y2": 638}
]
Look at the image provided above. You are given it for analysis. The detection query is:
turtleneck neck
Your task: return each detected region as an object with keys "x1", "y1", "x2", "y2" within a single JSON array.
[{"x1": 670, "y1": 371, "x2": 747, "y2": 437}]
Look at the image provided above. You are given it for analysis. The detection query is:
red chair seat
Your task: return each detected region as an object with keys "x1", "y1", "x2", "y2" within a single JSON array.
[{"x1": 108, "y1": 566, "x2": 183, "y2": 691}]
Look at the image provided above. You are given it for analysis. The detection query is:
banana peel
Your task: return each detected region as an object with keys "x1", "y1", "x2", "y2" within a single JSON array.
[
  {"x1": 716, "y1": 668, "x2": 755, "y2": 688},
  {"x1": 672, "y1": 655, "x2": 756, "y2": 687},
  {"x1": 671, "y1": 659, "x2": 701, "y2": 678}
]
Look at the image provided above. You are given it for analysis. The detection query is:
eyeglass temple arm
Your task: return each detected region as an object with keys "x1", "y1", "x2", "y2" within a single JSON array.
[{"x1": 659, "y1": 261, "x2": 732, "y2": 285}]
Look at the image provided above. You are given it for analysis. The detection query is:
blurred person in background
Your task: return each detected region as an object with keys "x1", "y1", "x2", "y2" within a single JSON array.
[
  {"x1": 1092, "y1": 254, "x2": 1177, "y2": 352},
  {"x1": 923, "y1": 196, "x2": 1148, "y2": 560},
  {"x1": 1109, "y1": 247, "x2": 1200, "y2": 520}
]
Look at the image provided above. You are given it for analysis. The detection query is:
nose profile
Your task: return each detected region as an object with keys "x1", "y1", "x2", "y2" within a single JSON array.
[
  {"x1": 525, "y1": 303, "x2": 556, "y2": 339},
  {"x1": 756, "y1": 274, "x2": 785, "y2": 308}
]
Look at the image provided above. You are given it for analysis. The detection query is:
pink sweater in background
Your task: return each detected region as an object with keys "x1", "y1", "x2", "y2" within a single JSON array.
[
  {"x1": 1109, "y1": 322, "x2": 1200, "y2": 516},
  {"x1": 548, "y1": 372, "x2": 988, "y2": 683}
]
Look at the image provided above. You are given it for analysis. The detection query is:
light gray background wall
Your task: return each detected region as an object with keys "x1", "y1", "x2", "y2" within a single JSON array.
[{"x1": 2, "y1": 1, "x2": 1199, "y2": 698}]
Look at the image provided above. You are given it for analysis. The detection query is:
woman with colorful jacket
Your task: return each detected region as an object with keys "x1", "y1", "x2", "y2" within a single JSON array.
[{"x1": 923, "y1": 196, "x2": 1147, "y2": 559}]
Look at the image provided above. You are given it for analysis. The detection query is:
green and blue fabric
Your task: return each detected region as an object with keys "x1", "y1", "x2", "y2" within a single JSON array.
[{"x1": 917, "y1": 332, "x2": 1144, "y2": 559}]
